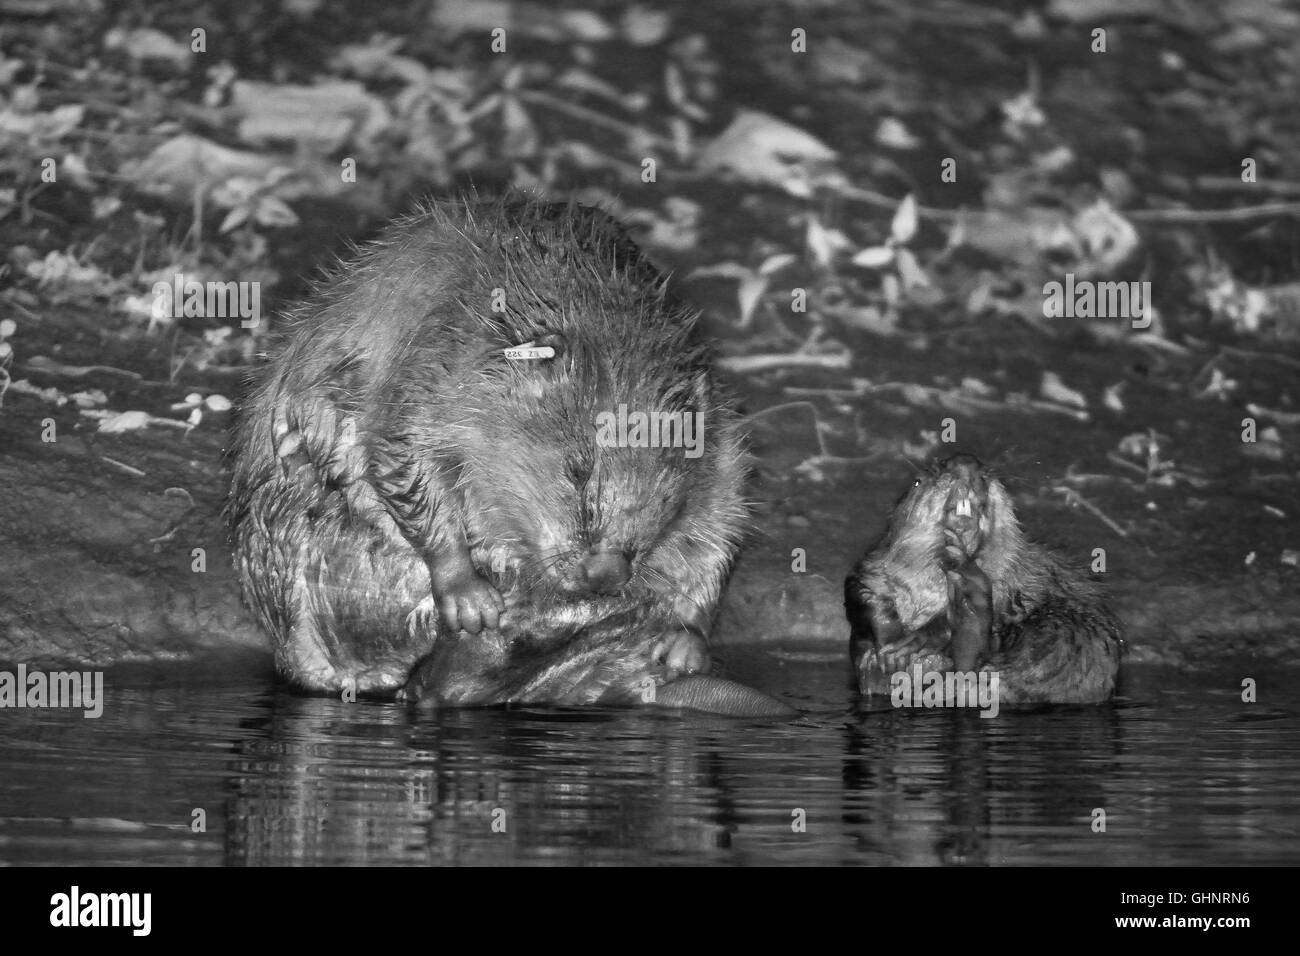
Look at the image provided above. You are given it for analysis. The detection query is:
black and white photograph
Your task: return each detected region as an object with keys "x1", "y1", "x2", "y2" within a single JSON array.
[{"x1": 0, "y1": 0, "x2": 1294, "y2": 905}]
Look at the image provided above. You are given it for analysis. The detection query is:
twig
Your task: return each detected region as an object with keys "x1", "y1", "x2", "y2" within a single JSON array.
[
  {"x1": 22, "y1": 356, "x2": 143, "y2": 381},
  {"x1": 782, "y1": 384, "x2": 869, "y2": 398},
  {"x1": 1127, "y1": 202, "x2": 1300, "y2": 224},
  {"x1": 1195, "y1": 175, "x2": 1300, "y2": 197},
  {"x1": 835, "y1": 182, "x2": 1300, "y2": 227},
  {"x1": 718, "y1": 351, "x2": 852, "y2": 374},
  {"x1": 1221, "y1": 345, "x2": 1300, "y2": 372},
  {"x1": 1015, "y1": 398, "x2": 1091, "y2": 422},
  {"x1": 1105, "y1": 452, "x2": 1152, "y2": 479},
  {"x1": 742, "y1": 400, "x2": 831, "y2": 457},
  {"x1": 832, "y1": 183, "x2": 962, "y2": 222},
  {"x1": 1191, "y1": 345, "x2": 1300, "y2": 391},
  {"x1": 801, "y1": 452, "x2": 885, "y2": 468},
  {"x1": 742, "y1": 400, "x2": 823, "y2": 424},
  {"x1": 1128, "y1": 333, "x2": 1192, "y2": 355},
  {"x1": 1246, "y1": 402, "x2": 1300, "y2": 427},
  {"x1": 100, "y1": 455, "x2": 146, "y2": 477},
  {"x1": 517, "y1": 89, "x2": 673, "y2": 150},
  {"x1": 1052, "y1": 486, "x2": 1128, "y2": 538}
]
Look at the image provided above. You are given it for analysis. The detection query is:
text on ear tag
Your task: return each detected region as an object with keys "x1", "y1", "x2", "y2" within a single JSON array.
[{"x1": 504, "y1": 341, "x2": 556, "y2": 361}]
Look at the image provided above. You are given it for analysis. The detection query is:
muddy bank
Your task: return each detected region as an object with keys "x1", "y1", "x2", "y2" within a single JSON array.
[
  {"x1": 2, "y1": 305, "x2": 1297, "y2": 672},
  {"x1": 0, "y1": 342, "x2": 262, "y2": 666}
]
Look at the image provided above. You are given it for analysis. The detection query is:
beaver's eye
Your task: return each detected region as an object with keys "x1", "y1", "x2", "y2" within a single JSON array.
[{"x1": 913, "y1": 478, "x2": 923, "y2": 488}]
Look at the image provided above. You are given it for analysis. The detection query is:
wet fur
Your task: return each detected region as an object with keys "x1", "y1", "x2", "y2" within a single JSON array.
[
  {"x1": 845, "y1": 457, "x2": 1123, "y2": 704},
  {"x1": 228, "y1": 196, "x2": 750, "y2": 694}
]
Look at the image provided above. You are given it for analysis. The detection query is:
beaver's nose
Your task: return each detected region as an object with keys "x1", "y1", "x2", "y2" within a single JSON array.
[
  {"x1": 941, "y1": 454, "x2": 984, "y2": 481},
  {"x1": 576, "y1": 548, "x2": 633, "y2": 594}
]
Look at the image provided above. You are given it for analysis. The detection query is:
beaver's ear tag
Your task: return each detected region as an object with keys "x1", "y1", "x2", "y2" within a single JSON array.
[
  {"x1": 504, "y1": 341, "x2": 556, "y2": 361},
  {"x1": 504, "y1": 332, "x2": 566, "y2": 362},
  {"x1": 955, "y1": 498, "x2": 973, "y2": 518}
]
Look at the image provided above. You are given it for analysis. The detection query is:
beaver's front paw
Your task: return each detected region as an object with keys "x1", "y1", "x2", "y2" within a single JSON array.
[
  {"x1": 428, "y1": 563, "x2": 504, "y2": 635},
  {"x1": 651, "y1": 629, "x2": 711, "y2": 679},
  {"x1": 867, "y1": 595, "x2": 905, "y2": 648}
]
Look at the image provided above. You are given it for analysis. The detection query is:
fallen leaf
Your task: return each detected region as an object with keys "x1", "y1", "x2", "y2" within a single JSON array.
[
  {"x1": 97, "y1": 410, "x2": 152, "y2": 434},
  {"x1": 696, "y1": 109, "x2": 838, "y2": 196},
  {"x1": 895, "y1": 248, "x2": 929, "y2": 289},
  {"x1": 876, "y1": 117, "x2": 921, "y2": 150},
  {"x1": 231, "y1": 80, "x2": 391, "y2": 151},
  {"x1": 125, "y1": 134, "x2": 281, "y2": 201},
  {"x1": 621, "y1": 5, "x2": 671, "y2": 45},
  {"x1": 1040, "y1": 371, "x2": 1088, "y2": 409},
  {"x1": 807, "y1": 218, "x2": 851, "y2": 269},
  {"x1": 103, "y1": 26, "x2": 191, "y2": 67},
  {"x1": 851, "y1": 245, "x2": 895, "y2": 269},
  {"x1": 330, "y1": 36, "x2": 429, "y2": 84},
  {"x1": 890, "y1": 194, "x2": 918, "y2": 244},
  {"x1": 736, "y1": 272, "x2": 769, "y2": 327},
  {"x1": 758, "y1": 253, "x2": 798, "y2": 276}
]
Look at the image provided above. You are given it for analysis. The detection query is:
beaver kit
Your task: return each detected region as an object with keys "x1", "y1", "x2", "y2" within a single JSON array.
[
  {"x1": 227, "y1": 197, "x2": 783, "y2": 713},
  {"x1": 844, "y1": 455, "x2": 1123, "y2": 705}
]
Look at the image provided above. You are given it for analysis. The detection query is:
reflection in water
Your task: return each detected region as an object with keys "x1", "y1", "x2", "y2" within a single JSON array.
[
  {"x1": 226, "y1": 699, "x2": 822, "y2": 865},
  {"x1": 839, "y1": 705, "x2": 1124, "y2": 865},
  {"x1": 0, "y1": 651, "x2": 1297, "y2": 865}
]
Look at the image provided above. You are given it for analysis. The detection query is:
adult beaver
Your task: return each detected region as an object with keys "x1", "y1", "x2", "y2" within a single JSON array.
[
  {"x1": 227, "y1": 196, "x2": 774, "y2": 713},
  {"x1": 844, "y1": 455, "x2": 1123, "y2": 705}
]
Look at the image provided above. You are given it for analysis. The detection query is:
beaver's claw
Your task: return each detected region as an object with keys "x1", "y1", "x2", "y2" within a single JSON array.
[
  {"x1": 877, "y1": 631, "x2": 930, "y2": 673},
  {"x1": 405, "y1": 594, "x2": 439, "y2": 638}
]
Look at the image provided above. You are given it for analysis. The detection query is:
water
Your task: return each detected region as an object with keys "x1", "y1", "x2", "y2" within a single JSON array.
[{"x1": 1, "y1": 649, "x2": 1296, "y2": 866}]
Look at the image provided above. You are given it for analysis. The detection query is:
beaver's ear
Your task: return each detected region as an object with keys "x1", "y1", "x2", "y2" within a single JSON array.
[{"x1": 534, "y1": 331, "x2": 567, "y2": 360}]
